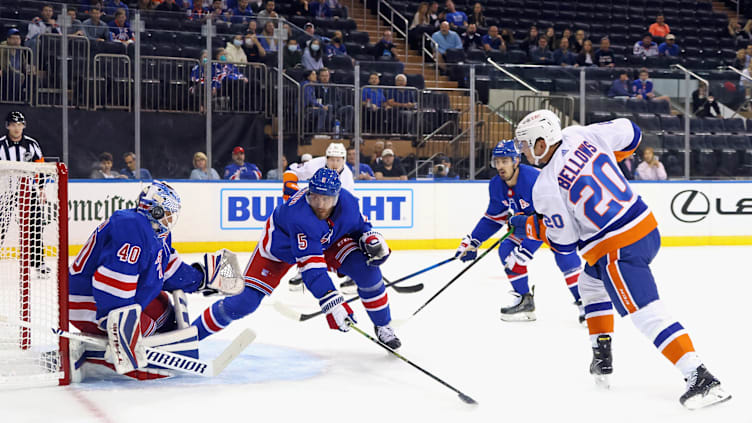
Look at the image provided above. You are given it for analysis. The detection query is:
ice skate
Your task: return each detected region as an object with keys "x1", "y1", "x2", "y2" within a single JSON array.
[
  {"x1": 375, "y1": 324, "x2": 401, "y2": 349},
  {"x1": 590, "y1": 334, "x2": 613, "y2": 389},
  {"x1": 500, "y1": 289, "x2": 536, "y2": 321},
  {"x1": 679, "y1": 365, "x2": 732, "y2": 410},
  {"x1": 574, "y1": 299, "x2": 586, "y2": 325},
  {"x1": 288, "y1": 273, "x2": 303, "y2": 291},
  {"x1": 339, "y1": 277, "x2": 357, "y2": 295}
]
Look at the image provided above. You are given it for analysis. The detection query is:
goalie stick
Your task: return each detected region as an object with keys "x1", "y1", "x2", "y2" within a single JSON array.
[{"x1": 0, "y1": 316, "x2": 255, "y2": 378}]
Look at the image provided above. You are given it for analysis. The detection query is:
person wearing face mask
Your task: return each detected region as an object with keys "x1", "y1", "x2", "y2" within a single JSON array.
[
  {"x1": 284, "y1": 39, "x2": 303, "y2": 69},
  {"x1": 189, "y1": 50, "x2": 215, "y2": 111},
  {"x1": 302, "y1": 39, "x2": 324, "y2": 70},
  {"x1": 242, "y1": 32, "x2": 266, "y2": 62},
  {"x1": 213, "y1": 48, "x2": 250, "y2": 110},
  {"x1": 225, "y1": 34, "x2": 249, "y2": 63},
  {"x1": 325, "y1": 30, "x2": 347, "y2": 58}
]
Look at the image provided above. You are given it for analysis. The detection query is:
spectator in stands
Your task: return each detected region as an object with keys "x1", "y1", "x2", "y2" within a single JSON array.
[
  {"x1": 608, "y1": 71, "x2": 635, "y2": 98},
  {"x1": 347, "y1": 147, "x2": 375, "y2": 180},
  {"x1": 303, "y1": 70, "x2": 330, "y2": 132},
  {"x1": 543, "y1": 27, "x2": 556, "y2": 52},
  {"x1": 300, "y1": 22, "x2": 320, "y2": 48},
  {"x1": 741, "y1": 61, "x2": 752, "y2": 100},
  {"x1": 224, "y1": 146, "x2": 262, "y2": 180},
  {"x1": 187, "y1": 1, "x2": 208, "y2": 21},
  {"x1": 692, "y1": 83, "x2": 721, "y2": 118},
  {"x1": 386, "y1": 73, "x2": 418, "y2": 134},
  {"x1": 226, "y1": 34, "x2": 249, "y2": 63},
  {"x1": 105, "y1": 0, "x2": 130, "y2": 16},
  {"x1": 65, "y1": 8, "x2": 85, "y2": 37},
  {"x1": 431, "y1": 21, "x2": 462, "y2": 70},
  {"x1": 520, "y1": 25, "x2": 538, "y2": 54},
  {"x1": 633, "y1": 33, "x2": 659, "y2": 57},
  {"x1": 26, "y1": 4, "x2": 61, "y2": 42},
  {"x1": 109, "y1": 9, "x2": 134, "y2": 44},
  {"x1": 156, "y1": 0, "x2": 182, "y2": 13},
  {"x1": 231, "y1": 0, "x2": 255, "y2": 24},
  {"x1": 0, "y1": 29, "x2": 28, "y2": 101},
  {"x1": 292, "y1": 0, "x2": 309, "y2": 16},
  {"x1": 411, "y1": 3, "x2": 431, "y2": 29},
  {"x1": 258, "y1": 22, "x2": 278, "y2": 52},
  {"x1": 444, "y1": 1, "x2": 467, "y2": 29},
  {"x1": 246, "y1": 19, "x2": 259, "y2": 35},
  {"x1": 370, "y1": 141, "x2": 385, "y2": 167},
  {"x1": 82, "y1": 6, "x2": 111, "y2": 41},
  {"x1": 635, "y1": 148, "x2": 667, "y2": 181},
  {"x1": 206, "y1": 0, "x2": 232, "y2": 26},
  {"x1": 266, "y1": 155, "x2": 288, "y2": 179},
  {"x1": 374, "y1": 30, "x2": 398, "y2": 60},
  {"x1": 434, "y1": 155, "x2": 457, "y2": 179},
  {"x1": 257, "y1": 0, "x2": 279, "y2": 27},
  {"x1": 317, "y1": 68, "x2": 354, "y2": 132},
  {"x1": 633, "y1": 68, "x2": 670, "y2": 102},
  {"x1": 529, "y1": 36, "x2": 553, "y2": 64},
  {"x1": 648, "y1": 13, "x2": 670, "y2": 38},
  {"x1": 326, "y1": 30, "x2": 347, "y2": 58},
  {"x1": 189, "y1": 50, "x2": 213, "y2": 111},
  {"x1": 428, "y1": 2, "x2": 441, "y2": 27},
  {"x1": 462, "y1": 24, "x2": 483, "y2": 50},
  {"x1": 243, "y1": 31, "x2": 266, "y2": 62},
  {"x1": 283, "y1": 39, "x2": 303, "y2": 69},
  {"x1": 190, "y1": 152, "x2": 221, "y2": 180},
  {"x1": 374, "y1": 149, "x2": 407, "y2": 180},
  {"x1": 561, "y1": 28, "x2": 572, "y2": 46},
  {"x1": 309, "y1": 0, "x2": 332, "y2": 18},
  {"x1": 658, "y1": 34, "x2": 680, "y2": 57},
  {"x1": 575, "y1": 39, "x2": 594, "y2": 67},
  {"x1": 468, "y1": 2, "x2": 486, "y2": 28},
  {"x1": 249, "y1": 0, "x2": 265, "y2": 13},
  {"x1": 571, "y1": 28, "x2": 586, "y2": 53},
  {"x1": 302, "y1": 38, "x2": 324, "y2": 70},
  {"x1": 362, "y1": 72, "x2": 388, "y2": 132},
  {"x1": 91, "y1": 152, "x2": 126, "y2": 179},
  {"x1": 553, "y1": 38, "x2": 576, "y2": 66},
  {"x1": 137, "y1": 0, "x2": 158, "y2": 10},
  {"x1": 594, "y1": 37, "x2": 615, "y2": 67},
  {"x1": 500, "y1": 28, "x2": 515, "y2": 46},
  {"x1": 213, "y1": 48, "x2": 250, "y2": 109},
  {"x1": 120, "y1": 152, "x2": 152, "y2": 180},
  {"x1": 481, "y1": 26, "x2": 505, "y2": 52},
  {"x1": 732, "y1": 48, "x2": 746, "y2": 69},
  {"x1": 728, "y1": 16, "x2": 752, "y2": 45}
]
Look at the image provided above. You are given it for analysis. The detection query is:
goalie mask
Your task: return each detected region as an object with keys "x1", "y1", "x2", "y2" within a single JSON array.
[{"x1": 137, "y1": 181, "x2": 181, "y2": 237}]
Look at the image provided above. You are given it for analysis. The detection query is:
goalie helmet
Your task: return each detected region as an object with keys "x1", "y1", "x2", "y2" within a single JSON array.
[
  {"x1": 514, "y1": 109, "x2": 562, "y2": 165},
  {"x1": 137, "y1": 181, "x2": 181, "y2": 237}
]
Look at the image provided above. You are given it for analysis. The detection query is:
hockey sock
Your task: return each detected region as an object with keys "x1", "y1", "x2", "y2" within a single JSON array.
[
  {"x1": 192, "y1": 287, "x2": 265, "y2": 340},
  {"x1": 563, "y1": 269, "x2": 581, "y2": 302},
  {"x1": 584, "y1": 301, "x2": 615, "y2": 347},
  {"x1": 358, "y1": 279, "x2": 391, "y2": 326},
  {"x1": 505, "y1": 268, "x2": 529, "y2": 295},
  {"x1": 630, "y1": 301, "x2": 702, "y2": 377}
]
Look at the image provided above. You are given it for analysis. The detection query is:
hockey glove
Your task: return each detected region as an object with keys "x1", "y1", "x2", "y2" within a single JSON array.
[
  {"x1": 359, "y1": 231, "x2": 391, "y2": 266},
  {"x1": 505, "y1": 245, "x2": 534, "y2": 274},
  {"x1": 509, "y1": 214, "x2": 545, "y2": 242},
  {"x1": 455, "y1": 235, "x2": 481, "y2": 262},
  {"x1": 194, "y1": 249, "x2": 245, "y2": 296},
  {"x1": 319, "y1": 290, "x2": 357, "y2": 332}
]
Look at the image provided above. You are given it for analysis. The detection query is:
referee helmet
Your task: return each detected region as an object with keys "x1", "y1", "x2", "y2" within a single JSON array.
[{"x1": 5, "y1": 111, "x2": 26, "y2": 127}]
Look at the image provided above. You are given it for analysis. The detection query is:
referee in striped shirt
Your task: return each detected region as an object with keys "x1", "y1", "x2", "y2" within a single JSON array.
[{"x1": 1, "y1": 111, "x2": 50, "y2": 276}]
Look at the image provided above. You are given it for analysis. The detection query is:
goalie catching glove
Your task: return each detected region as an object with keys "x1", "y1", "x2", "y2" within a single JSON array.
[
  {"x1": 193, "y1": 249, "x2": 245, "y2": 296},
  {"x1": 358, "y1": 231, "x2": 390, "y2": 266},
  {"x1": 319, "y1": 290, "x2": 356, "y2": 331}
]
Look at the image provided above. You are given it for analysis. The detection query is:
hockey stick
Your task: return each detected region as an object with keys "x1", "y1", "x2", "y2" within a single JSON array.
[
  {"x1": 389, "y1": 256, "x2": 456, "y2": 292},
  {"x1": 0, "y1": 316, "x2": 255, "y2": 378},
  {"x1": 384, "y1": 276, "x2": 424, "y2": 294},
  {"x1": 411, "y1": 229, "x2": 513, "y2": 318},
  {"x1": 348, "y1": 322, "x2": 477, "y2": 405}
]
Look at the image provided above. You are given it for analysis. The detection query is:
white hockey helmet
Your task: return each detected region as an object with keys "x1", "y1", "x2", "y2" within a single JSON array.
[
  {"x1": 514, "y1": 109, "x2": 562, "y2": 165},
  {"x1": 325, "y1": 142, "x2": 346, "y2": 158}
]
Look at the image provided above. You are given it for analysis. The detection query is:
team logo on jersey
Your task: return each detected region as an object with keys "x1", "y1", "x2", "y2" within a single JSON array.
[
  {"x1": 320, "y1": 227, "x2": 334, "y2": 245},
  {"x1": 519, "y1": 199, "x2": 530, "y2": 209}
]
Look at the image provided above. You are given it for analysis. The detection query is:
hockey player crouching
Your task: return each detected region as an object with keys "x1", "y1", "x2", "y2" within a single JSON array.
[
  {"x1": 192, "y1": 168, "x2": 402, "y2": 348},
  {"x1": 68, "y1": 181, "x2": 242, "y2": 381},
  {"x1": 455, "y1": 140, "x2": 584, "y2": 322}
]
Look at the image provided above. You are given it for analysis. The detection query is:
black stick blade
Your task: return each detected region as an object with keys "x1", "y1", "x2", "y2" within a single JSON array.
[
  {"x1": 391, "y1": 283, "x2": 424, "y2": 293},
  {"x1": 458, "y1": 393, "x2": 478, "y2": 404}
]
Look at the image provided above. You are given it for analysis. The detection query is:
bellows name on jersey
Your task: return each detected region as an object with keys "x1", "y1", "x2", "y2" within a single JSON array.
[{"x1": 557, "y1": 140, "x2": 600, "y2": 190}]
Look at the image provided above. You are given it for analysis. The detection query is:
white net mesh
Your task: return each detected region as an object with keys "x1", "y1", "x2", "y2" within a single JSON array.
[{"x1": 0, "y1": 162, "x2": 64, "y2": 388}]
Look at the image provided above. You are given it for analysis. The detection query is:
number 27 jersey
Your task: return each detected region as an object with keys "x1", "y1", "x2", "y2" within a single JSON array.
[{"x1": 531, "y1": 118, "x2": 658, "y2": 266}]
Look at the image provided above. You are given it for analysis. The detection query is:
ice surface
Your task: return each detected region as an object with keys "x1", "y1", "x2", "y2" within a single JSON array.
[{"x1": 1, "y1": 247, "x2": 748, "y2": 422}]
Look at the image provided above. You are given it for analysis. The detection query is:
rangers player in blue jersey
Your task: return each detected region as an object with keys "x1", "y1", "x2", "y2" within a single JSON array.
[
  {"x1": 192, "y1": 168, "x2": 402, "y2": 348},
  {"x1": 69, "y1": 181, "x2": 240, "y2": 380},
  {"x1": 455, "y1": 140, "x2": 584, "y2": 322}
]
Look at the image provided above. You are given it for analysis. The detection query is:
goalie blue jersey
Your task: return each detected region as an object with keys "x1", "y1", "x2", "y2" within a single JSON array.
[{"x1": 68, "y1": 209, "x2": 203, "y2": 332}]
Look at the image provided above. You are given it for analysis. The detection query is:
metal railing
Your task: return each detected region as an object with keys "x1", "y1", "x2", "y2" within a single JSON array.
[
  {"x1": 92, "y1": 54, "x2": 131, "y2": 111},
  {"x1": 34, "y1": 33, "x2": 90, "y2": 108},
  {"x1": 360, "y1": 84, "x2": 420, "y2": 138},
  {"x1": 377, "y1": 0, "x2": 409, "y2": 62},
  {"x1": 300, "y1": 82, "x2": 356, "y2": 138},
  {"x1": 422, "y1": 33, "x2": 439, "y2": 84},
  {"x1": 0, "y1": 46, "x2": 33, "y2": 105}
]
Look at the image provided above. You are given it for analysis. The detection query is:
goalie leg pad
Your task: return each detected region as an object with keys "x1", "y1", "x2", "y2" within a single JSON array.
[
  {"x1": 106, "y1": 304, "x2": 147, "y2": 375},
  {"x1": 338, "y1": 251, "x2": 391, "y2": 326}
]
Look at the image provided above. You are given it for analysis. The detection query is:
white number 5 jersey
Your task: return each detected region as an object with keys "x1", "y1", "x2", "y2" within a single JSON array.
[{"x1": 531, "y1": 118, "x2": 658, "y2": 266}]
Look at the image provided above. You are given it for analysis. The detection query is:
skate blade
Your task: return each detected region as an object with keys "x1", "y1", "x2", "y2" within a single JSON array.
[
  {"x1": 500, "y1": 312, "x2": 536, "y2": 322},
  {"x1": 288, "y1": 283, "x2": 304, "y2": 292},
  {"x1": 682, "y1": 386, "x2": 732, "y2": 410},
  {"x1": 340, "y1": 287, "x2": 358, "y2": 295},
  {"x1": 593, "y1": 374, "x2": 610, "y2": 389}
]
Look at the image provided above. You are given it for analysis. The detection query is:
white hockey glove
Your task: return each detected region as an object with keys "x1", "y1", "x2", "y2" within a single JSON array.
[
  {"x1": 358, "y1": 231, "x2": 391, "y2": 266},
  {"x1": 505, "y1": 245, "x2": 534, "y2": 274},
  {"x1": 319, "y1": 291, "x2": 357, "y2": 332},
  {"x1": 104, "y1": 304, "x2": 147, "y2": 375},
  {"x1": 195, "y1": 249, "x2": 244, "y2": 296},
  {"x1": 455, "y1": 235, "x2": 481, "y2": 262}
]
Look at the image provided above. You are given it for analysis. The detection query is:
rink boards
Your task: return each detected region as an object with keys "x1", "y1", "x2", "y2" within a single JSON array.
[{"x1": 67, "y1": 180, "x2": 752, "y2": 254}]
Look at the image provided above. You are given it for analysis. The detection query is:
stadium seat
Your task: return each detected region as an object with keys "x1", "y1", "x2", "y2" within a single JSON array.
[
  {"x1": 635, "y1": 113, "x2": 661, "y2": 132},
  {"x1": 705, "y1": 134, "x2": 728, "y2": 149},
  {"x1": 642, "y1": 132, "x2": 664, "y2": 150},
  {"x1": 588, "y1": 111, "x2": 614, "y2": 124},
  {"x1": 702, "y1": 118, "x2": 724, "y2": 133},
  {"x1": 663, "y1": 134, "x2": 686, "y2": 150},
  {"x1": 728, "y1": 134, "x2": 752, "y2": 149},
  {"x1": 406, "y1": 73, "x2": 425, "y2": 89},
  {"x1": 723, "y1": 118, "x2": 745, "y2": 133},
  {"x1": 689, "y1": 117, "x2": 704, "y2": 133},
  {"x1": 626, "y1": 99, "x2": 648, "y2": 113},
  {"x1": 646, "y1": 99, "x2": 671, "y2": 114},
  {"x1": 659, "y1": 115, "x2": 682, "y2": 133},
  {"x1": 444, "y1": 48, "x2": 466, "y2": 63}
]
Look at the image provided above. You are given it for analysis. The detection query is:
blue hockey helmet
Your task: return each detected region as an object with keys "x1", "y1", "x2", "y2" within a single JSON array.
[
  {"x1": 137, "y1": 180, "x2": 182, "y2": 237},
  {"x1": 308, "y1": 168, "x2": 342, "y2": 197},
  {"x1": 492, "y1": 140, "x2": 520, "y2": 158}
]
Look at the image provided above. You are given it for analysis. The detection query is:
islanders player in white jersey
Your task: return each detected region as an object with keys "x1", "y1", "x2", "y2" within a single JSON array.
[
  {"x1": 455, "y1": 140, "x2": 583, "y2": 322},
  {"x1": 509, "y1": 110, "x2": 730, "y2": 409},
  {"x1": 283, "y1": 142, "x2": 357, "y2": 292}
]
